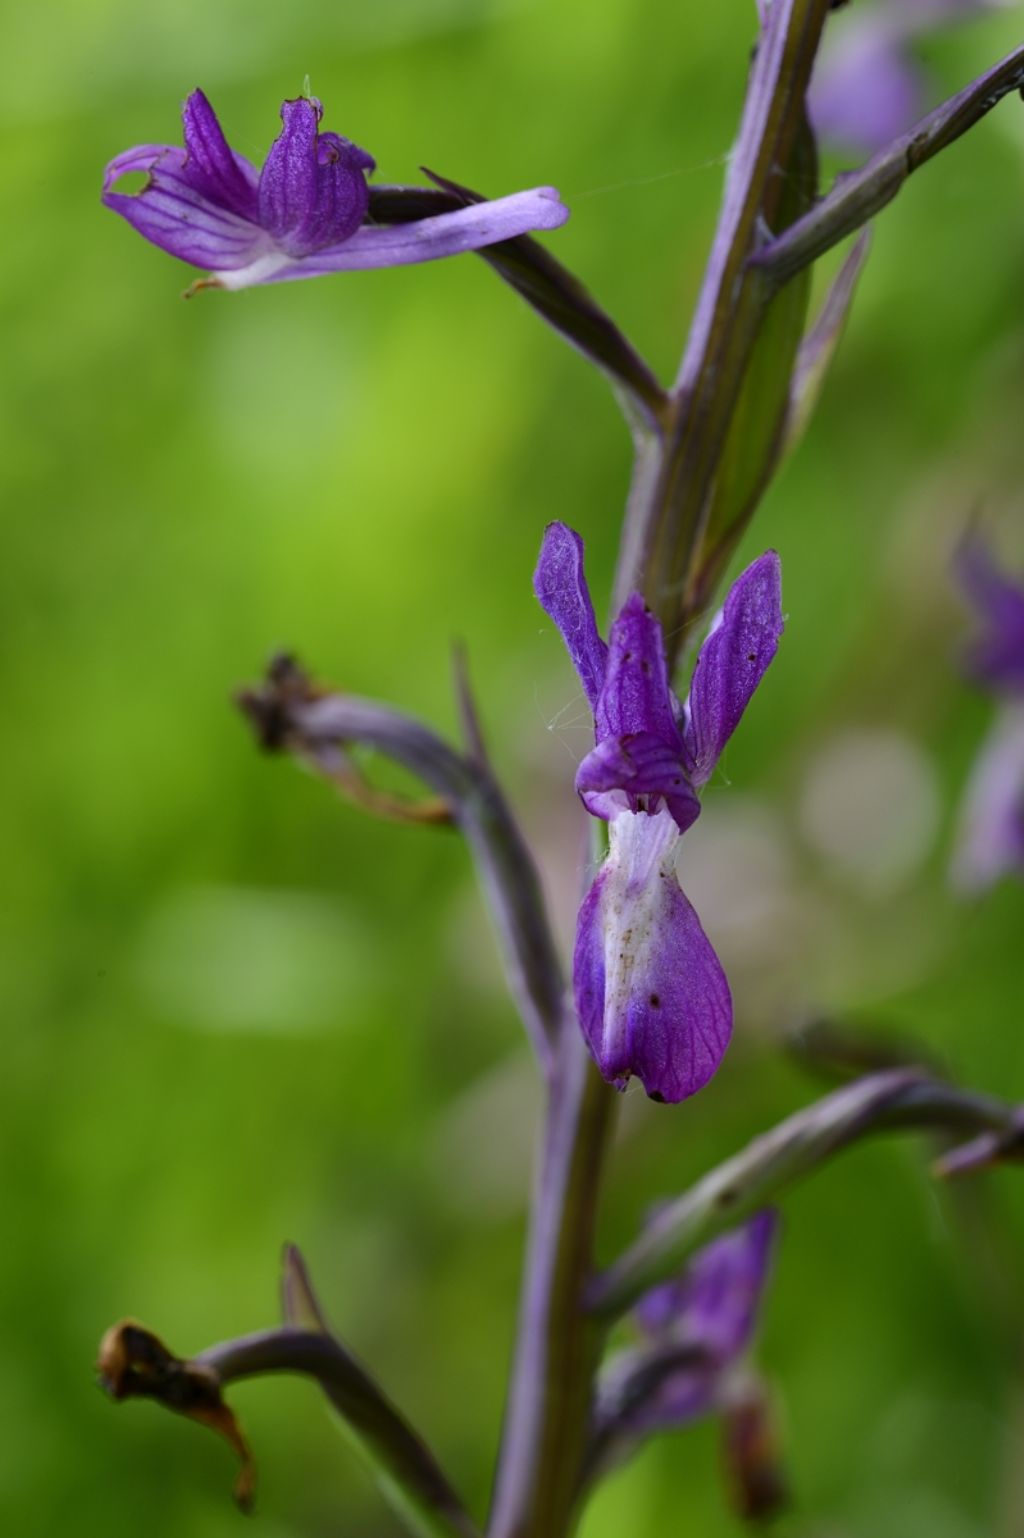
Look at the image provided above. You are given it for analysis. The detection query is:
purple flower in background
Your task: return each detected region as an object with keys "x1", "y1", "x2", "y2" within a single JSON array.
[
  {"x1": 953, "y1": 539, "x2": 1024, "y2": 891},
  {"x1": 103, "y1": 89, "x2": 569, "y2": 290},
  {"x1": 811, "y1": 1, "x2": 1007, "y2": 154},
  {"x1": 600, "y1": 1211, "x2": 779, "y2": 1438},
  {"x1": 534, "y1": 523, "x2": 783, "y2": 1102}
]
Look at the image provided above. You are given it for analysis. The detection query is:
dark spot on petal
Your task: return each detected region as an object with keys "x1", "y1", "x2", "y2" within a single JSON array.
[
  {"x1": 641, "y1": 659, "x2": 651, "y2": 675},
  {"x1": 747, "y1": 652, "x2": 756, "y2": 662},
  {"x1": 649, "y1": 993, "x2": 660, "y2": 1007}
]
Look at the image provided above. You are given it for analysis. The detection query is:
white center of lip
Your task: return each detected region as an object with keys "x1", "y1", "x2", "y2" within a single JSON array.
[{"x1": 599, "y1": 807, "x2": 681, "y2": 1060}]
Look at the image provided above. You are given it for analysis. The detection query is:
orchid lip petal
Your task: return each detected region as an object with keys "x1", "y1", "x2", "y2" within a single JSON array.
[
  {"x1": 573, "y1": 808, "x2": 732, "y2": 1103},
  {"x1": 213, "y1": 187, "x2": 570, "y2": 287}
]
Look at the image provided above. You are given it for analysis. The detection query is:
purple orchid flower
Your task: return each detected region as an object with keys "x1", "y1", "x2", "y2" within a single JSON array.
[
  {"x1": 102, "y1": 89, "x2": 568, "y2": 290},
  {"x1": 598, "y1": 1211, "x2": 779, "y2": 1439},
  {"x1": 534, "y1": 523, "x2": 783, "y2": 1103},
  {"x1": 952, "y1": 539, "x2": 1024, "y2": 891}
]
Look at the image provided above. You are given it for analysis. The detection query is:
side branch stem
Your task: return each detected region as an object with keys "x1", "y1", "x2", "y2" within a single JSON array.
[
  {"x1": 587, "y1": 1070, "x2": 1021, "y2": 1320},
  {"x1": 752, "y1": 44, "x2": 1024, "y2": 283},
  {"x1": 199, "y1": 1328, "x2": 480, "y2": 1538}
]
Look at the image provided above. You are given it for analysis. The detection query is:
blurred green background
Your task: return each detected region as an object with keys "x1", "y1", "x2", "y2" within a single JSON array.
[{"x1": 3, "y1": 1, "x2": 1024, "y2": 1534}]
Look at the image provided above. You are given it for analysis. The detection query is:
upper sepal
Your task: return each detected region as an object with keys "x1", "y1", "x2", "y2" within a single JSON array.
[
  {"x1": 257, "y1": 96, "x2": 374, "y2": 257},
  {"x1": 684, "y1": 551, "x2": 783, "y2": 786},
  {"x1": 533, "y1": 521, "x2": 608, "y2": 710},
  {"x1": 181, "y1": 88, "x2": 260, "y2": 220}
]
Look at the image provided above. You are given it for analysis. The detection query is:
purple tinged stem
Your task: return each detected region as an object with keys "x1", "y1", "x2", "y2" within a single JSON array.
[
  {"x1": 753, "y1": 43, "x2": 1024, "y2": 283},
  {"x1": 487, "y1": 1034, "x2": 615, "y2": 1538},
  {"x1": 489, "y1": 14, "x2": 825, "y2": 1507},
  {"x1": 238, "y1": 665, "x2": 565, "y2": 1071},
  {"x1": 197, "y1": 1327, "x2": 480, "y2": 1538},
  {"x1": 612, "y1": 0, "x2": 829, "y2": 649},
  {"x1": 587, "y1": 1070, "x2": 1022, "y2": 1320}
]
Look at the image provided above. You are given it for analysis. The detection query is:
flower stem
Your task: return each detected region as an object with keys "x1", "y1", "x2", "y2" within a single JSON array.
[
  {"x1": 487, "y1": 1036, "x2": 615, "y2": 1538},
  {"x1": 613, "y1": 0, "x2": 830, "y2": 655}
]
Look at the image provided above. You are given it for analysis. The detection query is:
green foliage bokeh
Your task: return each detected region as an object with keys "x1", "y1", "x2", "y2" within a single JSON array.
[{"x1": 3, "y1": 2, "x2": 1024, "y2": 1534}]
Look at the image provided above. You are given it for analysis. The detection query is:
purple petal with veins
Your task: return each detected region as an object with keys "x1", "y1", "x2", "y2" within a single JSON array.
[
  {"x1": 576, "y1": 732, "x2": 700, "y2": 832},
  {"x1": 684, "y1": 551, "x2": 783, "y2": 786},
  {"x1": 103, "y1": 88, "x2": 566, "y2": 287},
  {"x1": 181, "y1": 88, "x2": 259, "y2": 220},
  {"x1": 573, "y1": 808, "x2": 731, "y2": 1103},
  {"x1": 596, "y1": 594, "x2": 682, "y2": 745},
  {"x1": 102, "y1": 144, "x2": 269, "y2": 270},
  {"x1": 214, "y1": 188, "x2": 569, "y2": 289},
  {"x1": 257, "y1": 97, "x2": 373, "y2": 256},
  {"x1": 533, "y1": 522, "x2": 608, "y2": 710}
]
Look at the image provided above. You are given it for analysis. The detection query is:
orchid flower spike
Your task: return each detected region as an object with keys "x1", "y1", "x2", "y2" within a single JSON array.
[
  {"x1": 534, "y1": 523, "x2": 783, "y2": 1102},
  {"x1": 102, "y1": 89, "x2": 568, "y2": 290}
]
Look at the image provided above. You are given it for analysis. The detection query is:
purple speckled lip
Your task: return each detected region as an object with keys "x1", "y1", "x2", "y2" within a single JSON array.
[{"x1": 102, "y1": 88, "x2": 569, "y2": 289}]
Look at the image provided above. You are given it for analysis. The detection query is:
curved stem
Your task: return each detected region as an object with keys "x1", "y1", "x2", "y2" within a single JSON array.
[
  {"x1": 587, "y1": 1070, "x2": 1022, "y2": 1320},
  {"x1": 239, "y1": 660, "x2": 566, "y2": 1072},
  {"x1": 199, "y1": 1327, "x2": 481, "y2": 1538}
]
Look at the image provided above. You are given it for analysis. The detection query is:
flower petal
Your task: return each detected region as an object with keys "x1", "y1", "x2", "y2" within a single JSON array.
[
  {"x1": 213, "y1": 187, "x2": 570, "y2": 288},
  {"x1": 648, "y1": 1210, "x2": 778, "y2": 1362},
  {"x1": 258, "y1": 98, "x2": 373, "y2": 257},
  {"x1": 957, "y1": 538, "x2": 1024, "y2": 693},
  {"x1": 258, "y1": 97, "x2": 321, "y2": 247},
  {"x1": 684, "y1": 551, "x2": 783, "y2": 786},
  {"x1": 576, "y1": 732, "x2": 700, "y2": 832},
  {"x1": 597, "y1": 593, "x2": 683, "y2": 747},
  {"x1": 102, "y1": 144, "x2": 268, "y2": 269},
  {"x1": 573, "y1": 808, "x2": 732, "y2": 1103},
  {"x1": 181, "y1": 88, "x2": 260, "y2": 221},
  {"x1": 952, "y1": 703, "x2": 1024, "y2": 892},
  {"x1": 810, "y1": 21, "x2": 926, "y2": 154},
  {"x1": 621, "y1": 1211, "x2": 778, "y2": 1433},
  {"x1": 533, "y1": 522, "x2": 607, "y2": 711}
]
